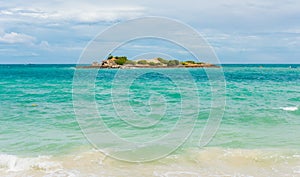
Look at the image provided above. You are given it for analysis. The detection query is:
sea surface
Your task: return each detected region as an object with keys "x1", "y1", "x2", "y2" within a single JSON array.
[{"x1": 0, "y1": 64, "x2": 299, "y2": 176}]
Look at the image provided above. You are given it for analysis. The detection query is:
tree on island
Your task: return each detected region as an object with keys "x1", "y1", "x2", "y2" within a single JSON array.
[
  {"x1": 114, "y1": 56, "x2": 128, "y2": 65},
  {"x1": 106, "y1": 54, "x2": 128, "y2": 65},
  {"x1": 107, "y1": 54, "x2": 113, "y2": 59},
  {"x1": 167, "y1": 60, "x2": 180, "y2": 66},
  {"x1": 157, "y1": 57, "x2": 169, "y2": 64}
]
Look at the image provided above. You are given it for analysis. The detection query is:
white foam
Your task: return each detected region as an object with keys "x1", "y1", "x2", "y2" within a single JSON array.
[
  {"x1": 1, "y1": 149, "x2": 300, "y2": 176},
  {"x1": 154, "y1": 171, "x2": 200, "y2": 177},
  {"x1": 0, "y1": 154, "x2": 61, "y2": 172},
  {"x1": 280, "y1": 106, "x2": 298, "y2": 111}
]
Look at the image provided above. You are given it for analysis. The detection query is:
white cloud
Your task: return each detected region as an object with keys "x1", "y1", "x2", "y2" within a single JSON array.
[
  {"x1": 39, "y1": 41, "x2": 50, "y2": 48},
  {"x1": 0, "y1": 32, "x2": 36, "y2": 44},
  {"x1": 0, "y1": 5, "x2": 145, "y2": 23},
  {"x1": 0, "y1": 0, "x2": 299, "y2": 63}
]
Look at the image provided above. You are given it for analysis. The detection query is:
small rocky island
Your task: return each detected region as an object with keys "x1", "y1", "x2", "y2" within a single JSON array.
[{"x1": 78, "y1": 55, "x2": 220, "y2": 69}]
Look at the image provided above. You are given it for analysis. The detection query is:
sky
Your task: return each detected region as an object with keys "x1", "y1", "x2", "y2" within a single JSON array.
[{"x1": 0, "y1": 0, "x2": 299, "y2": 64}]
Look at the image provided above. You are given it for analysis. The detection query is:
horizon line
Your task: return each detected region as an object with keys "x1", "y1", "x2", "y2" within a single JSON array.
[{"x1": 0, "y1": 63, "x2": 300, "y2": 65}]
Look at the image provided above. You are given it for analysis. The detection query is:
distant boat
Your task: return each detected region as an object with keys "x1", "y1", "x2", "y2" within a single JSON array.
[{"x1": 289, "y1": 65, "x2": 297, "y2": 69}]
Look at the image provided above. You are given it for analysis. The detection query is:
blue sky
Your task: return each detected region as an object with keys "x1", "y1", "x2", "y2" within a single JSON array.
[{"x1": 0, "y1": 0, "x2": 299, "y2": 64}]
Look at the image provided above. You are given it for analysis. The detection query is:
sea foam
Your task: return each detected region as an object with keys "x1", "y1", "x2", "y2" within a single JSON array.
[
  {"x1": 280, "y1": 106, "x2": 298, "y2": 111},
  {"x1": 0, "y1": 154, "x2": 61, "y2": 172},
  {"x1": 1, "y1": 148, "x2": 300, "y2": 177}
]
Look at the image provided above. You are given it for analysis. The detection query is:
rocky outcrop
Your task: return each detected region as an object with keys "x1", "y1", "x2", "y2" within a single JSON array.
[{"x1": 101, "y1": 58, "x2": 120, "y2": 68}]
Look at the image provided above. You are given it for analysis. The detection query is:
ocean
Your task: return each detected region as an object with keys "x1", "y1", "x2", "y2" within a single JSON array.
[{"x1": 0, "y1": 64, "x2": 299, "y2": 176}]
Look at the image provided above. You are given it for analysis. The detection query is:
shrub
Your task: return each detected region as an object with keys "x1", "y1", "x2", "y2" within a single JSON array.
[
  {"x1": 174, "y1": 60, "x2": 179, "y2": 65},
  {"x1": 115, "y1": 56, "x2": 128, "y2": 65},
  {"x1": 185, "y1": 60, "x2": 195, "y2": 64},
  {"x1": 137, "y1": 60, "x2": 148, "y2": 65},
  {"x1": 181, "y1": 62, "x2": 187, "y2": 65},
  {"x1": 125, "y1": 60, "x2": 136, "y2": 65},
  {"x1": 157, "y1": 58, "x2": 168, "y2": 64},
  {"x1": 149, "y1": 62, "x2": 156, "y2": 66},
  {"x1": 167, "y1": 60, "x2": 180, "y2": 66}
]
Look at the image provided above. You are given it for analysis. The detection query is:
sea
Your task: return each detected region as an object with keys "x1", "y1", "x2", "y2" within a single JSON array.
[{"x1": 0, "y1": 64, "x2": 299, "y2": 177}]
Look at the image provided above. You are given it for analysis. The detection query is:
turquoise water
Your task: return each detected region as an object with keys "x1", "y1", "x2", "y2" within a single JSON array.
[{"x1": 0, "y1": 64, "x2": 299, "y2": 176}]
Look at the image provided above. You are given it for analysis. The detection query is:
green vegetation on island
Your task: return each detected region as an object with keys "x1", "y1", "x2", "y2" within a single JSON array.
[{"x1": 81, "y1": 55, "x2": 219, "y2": 69}]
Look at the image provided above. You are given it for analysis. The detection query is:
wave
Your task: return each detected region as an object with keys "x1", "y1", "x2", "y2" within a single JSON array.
[
  {"x1": 280, "y1": 106, "x2": 298, "y2": 111},
  {"x1": 1, "y1": 148, "x2": 300, "y2": 177},
  {"x1": 0, "y1": 154, "x2": 61, "y2": 172}
]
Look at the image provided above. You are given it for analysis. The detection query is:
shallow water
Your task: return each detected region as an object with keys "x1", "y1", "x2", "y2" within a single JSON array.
[{"x1": 0, "y1": 64, "x2": 299, "y2": 176}]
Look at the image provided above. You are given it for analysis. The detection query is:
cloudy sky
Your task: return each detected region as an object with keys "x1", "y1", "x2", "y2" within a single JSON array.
[{"x1": 0, "y1": 0, "x2": 299, "y2": 64}]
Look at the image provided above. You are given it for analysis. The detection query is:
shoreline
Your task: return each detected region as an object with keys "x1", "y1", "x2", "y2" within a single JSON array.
[{"x1": 1, "y1": 147, "x2": 299, "y2": 176}]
